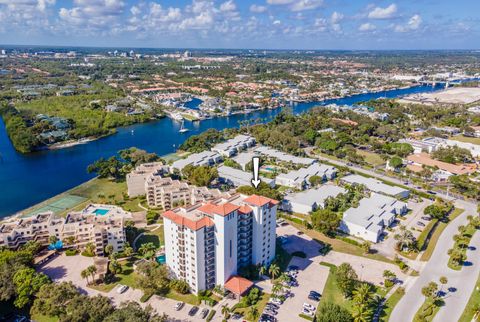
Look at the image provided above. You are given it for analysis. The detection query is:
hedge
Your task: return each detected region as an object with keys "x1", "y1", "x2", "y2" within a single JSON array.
[{"x1": 206, "y1": 310, "x2": 216, "y2": 322}]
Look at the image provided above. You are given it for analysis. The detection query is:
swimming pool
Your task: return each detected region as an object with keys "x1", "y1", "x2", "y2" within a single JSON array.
[
  {"x1": 156, "y1": 254, "x2": 166, "y2": 264},
  {"x1": 93, "y1": 208, "x2": 110, "y2": 216}
]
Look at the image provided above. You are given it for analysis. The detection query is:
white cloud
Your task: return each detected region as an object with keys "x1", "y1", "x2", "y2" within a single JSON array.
[
  {"x1": 267, "y1": 0, "x2": 295, "y2": 4},
  {"x1": 220, "y1": 0, "x2": 236, "y2": 12},
  {"x1": 290, "y1": 0, "x2": 323, "y2": 12},
  {"x1": 330, "y1": 11, "x2": 344, "y2": 24},
  {"x1": 359, "y1": 22, "x2": 376, "y2": 32},
  {"x1": 273, "y1": 20, "x2": 281, "y2": 25},
  {"x1": 250, "y1": 4, "x2": 267, "y2": 13},
  {"x1": 368, "y1": 4, "x2": 397, "y2": 19},
  {"x1": 395, "y1": 14, "x2": 422, "y2": 32}
]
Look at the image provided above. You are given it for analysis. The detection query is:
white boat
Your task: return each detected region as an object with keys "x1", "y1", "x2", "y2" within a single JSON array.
[{"x1": 179, "y1": 120, "x2": 189, "y2": 133}]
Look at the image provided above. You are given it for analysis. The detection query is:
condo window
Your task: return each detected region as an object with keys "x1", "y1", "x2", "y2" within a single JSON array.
[{"x1": 229, "y1": 240, "x2": 232, "y2": 258}]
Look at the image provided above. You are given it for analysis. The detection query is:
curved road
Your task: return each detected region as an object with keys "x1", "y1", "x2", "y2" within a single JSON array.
[{"x1": 390, "y1": 200, "x2": 479, "y2": 322}]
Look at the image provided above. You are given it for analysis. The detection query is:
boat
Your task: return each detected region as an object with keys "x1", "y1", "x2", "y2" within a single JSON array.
[{"x1": 179, "y1": 120, "x2": 189, "y2": 133}]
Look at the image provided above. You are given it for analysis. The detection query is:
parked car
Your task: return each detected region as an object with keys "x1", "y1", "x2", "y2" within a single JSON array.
[
  {"x1": 309, "y1": 290, "x2": 321, "y2": 297},
  {"x1": 260, "y1": 314, "x2": 276, "y2": 322},
  {"x1": 421, "y1": 216, "x2": 432, "y2": 221},
  {"x1": 269, "y1": 297, "x2": 283, "y2": 305},
  {"x1": 188, "y1": 306, "x2": 199, "y2": 316},
  {"x1": 116, "y1": 284, "x2": 128, "y2": 294},
  {"x1": 417, "y1": 221, "x2": 426, "y2": 227},
  {"x1": 308, "y1": 294, "x2": 320, "y2": 301},
  {"x1": 174, "y1": 302, "x2": 184, "y2": 311},
  {"x1": 266, "y1": 303, "x2": 279, "y2": 310},
  {"x1": 302, "y1": 309, "x2": 315, "y2": 317},
  {"x1": 231, "y1": 313, "x2": 243, "y2": 320},
  {"x1": 265, "y1": 309, "x2": 277, "y2": 316},
  {"x1": 303, "y1": 303, "x2": 316, "y2": 311},
  {"x1": 296, "y1": 231, "x2": 304, "y2": 235},
  {"x1": 200, "y1": 308, "x2": 209, "y2": 319}
]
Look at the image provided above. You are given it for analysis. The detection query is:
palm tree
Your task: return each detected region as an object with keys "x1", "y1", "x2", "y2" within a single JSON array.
[
  {"x1": 259, "y1": 265, "x2": 267, "y2": 277},
  {"x1": 81, "y1": 269, "x2": 90, "y2": 285},
  {"x1": 249, "y1": 306, "x2": 260, "y2": 321},
  {"x1": 138, "y1": 242, "x2": 157, "y2": 260},
  {"x1": 352, "y1": 284, "x2": 372, "y2": 306},
  {"x1": 123, "y1": 245, "x2": 134, "y2": 258},
  {"x1": 439, "y1": 276, "x2": 448, "y2": 292},
  {"x1": 85, "y1": 242, "x2": 96, "y2": 256},
  {"x1": 110, "y1": 260, "x2": 122, "y2": 275},
  {"x1": 49, "y1": 235, "x2": 58, "y2": 245},
  {"x1": 104, "y1": 244, "x2": 114, "y2": 256},
  {"x1": 268, "y1": 263, "x2": 280, "y2": 283},
  {"x1": 221, "y1": 304, "x2": 230, "y2": 320},
  {"x1": 271, "y1": 282, "x2": 283, "y2": 296},
  {"x1": 87, "y1": 265, "x2": 97, "y2": 283},
  {"x1": 394, "y1": 226, "x2": 416, "y2": 251},
  {"x1": 352, "y1": 304, "x2": 372, "y2": 322}
]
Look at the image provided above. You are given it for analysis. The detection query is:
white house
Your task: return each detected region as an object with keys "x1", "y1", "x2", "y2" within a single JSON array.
[
  {"x1": 217, "y1": 165, "x2": 275, "y2": 188},
  {"x1": 340, "y1": 174, "x2": 410, "y2": 199},
  {"x1": 276, "y1": 163, "x2": 337, "y2": 190},
  {"x1": 282, "y1": 185, "x2": 346, "y2": 214},
  {"x1": 340, "y1": 193, "x2": 408, "y2": 243}
]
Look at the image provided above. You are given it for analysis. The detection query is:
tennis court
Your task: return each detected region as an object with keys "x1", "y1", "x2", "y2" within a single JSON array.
[{"x1": 25, "y1": 195, "x2": 87, "y2": 217}]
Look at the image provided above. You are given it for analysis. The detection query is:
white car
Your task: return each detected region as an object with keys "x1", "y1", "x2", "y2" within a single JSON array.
[
  {"x1": 303, "y1": 303, "x2": 316, "y2": 312},
  {"x1": 116, "y1": 284, "x2": 128, "y2": 294},
  {"x1": 174, "y1": 302, "x2": 185, "y2": 311},
  {"x1": 302, "y1": 309, "x2": 315, "y2": 317},
  {"x1": 269, "y1": 297, "x2": 283, "y2": 305}
]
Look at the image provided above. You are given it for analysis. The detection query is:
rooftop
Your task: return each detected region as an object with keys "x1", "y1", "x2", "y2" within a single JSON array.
[
  {"x1": 341, "y1": 174, "x2": 408, "y2": 197},
  {"x1": 224, "y1": 276, "x2": 254, "y2": 295},
  {"x1": 407, "y1": 152, "x2": 477, "y2": 175}
]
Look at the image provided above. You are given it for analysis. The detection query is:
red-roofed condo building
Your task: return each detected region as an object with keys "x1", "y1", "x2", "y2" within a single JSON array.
[{"x1": 162, "y1": 194, "x2": 278, "y2": 293}]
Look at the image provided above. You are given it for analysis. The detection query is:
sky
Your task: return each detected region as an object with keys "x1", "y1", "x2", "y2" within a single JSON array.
[{"x1": 0, "y1": 0, "x2": 479, "y2": 50}]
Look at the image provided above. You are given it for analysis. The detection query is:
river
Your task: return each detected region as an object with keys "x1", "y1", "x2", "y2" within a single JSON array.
[{"x1": 0, "y1": 84, "x2": 445, "y2": 217}]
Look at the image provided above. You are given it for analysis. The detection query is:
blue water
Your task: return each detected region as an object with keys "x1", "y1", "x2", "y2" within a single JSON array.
[
  {"x1": 156, "y1": 254, "x2": 166, "y2": 264},
  {"x1": 0, "y1": 84, "x2": 444, "y2": 217},
  {"x1": 94, "y1": 208, "x2": 109, "y2": 216},
  {"x1": 184, "y1": 97, "x2": 202, "y2": 110}
]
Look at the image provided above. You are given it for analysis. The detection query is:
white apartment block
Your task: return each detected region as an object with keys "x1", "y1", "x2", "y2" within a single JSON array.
[
  {"x1": 282, "y1": 185, "x2": 346, "y2": 214},
  {"x1": 340, "y1": 174, "x2": 410, "y2": 199},
  {"x1": 0, "y1": 204, "x2": 131, "y2": 256},
  {"x1": 254, "y1": 146, "x2": 315, "y2": 166},
  {"x1": 276, "y1": 163, "x2": 337, "y2": 190},
  {"x1": 217, "y1": 165, "x2": 275, "y2": 188},
  {"x1": 340, "y1": 193, "x2": 407, "y2": 243},
  {"x1": 171, "y1": 151, "x2": 223, "y2": 173},
  {"x1": 126, "y1": 162, "x2": 166, "y2": 197},
  {"x1": 211, "y1": 135, "x2": 256, "y2": 157},
  {"x1": 162, "y1": 194, "x2": 278, "y2": 293},
  {"x1": 145, "y1": 175, "x2": 227, "y2": 209}
]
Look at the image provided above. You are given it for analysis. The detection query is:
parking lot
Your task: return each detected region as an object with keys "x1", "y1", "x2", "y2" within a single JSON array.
[{"x1": 274, "y1": 256, "x2": 329, "y2": 321}]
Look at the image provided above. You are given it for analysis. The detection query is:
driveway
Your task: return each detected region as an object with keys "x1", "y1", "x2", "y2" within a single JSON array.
[{"x1": 390, "y1": 200, "x2": 480, "y2": 322}]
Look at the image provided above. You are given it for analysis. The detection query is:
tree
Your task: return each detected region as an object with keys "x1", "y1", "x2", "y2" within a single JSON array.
[
  {"x1": 308, "y1": 175, "x2": 323, "y2": 186},
  {"x1": 421, "y1": 281, "x2": 439, "y2": 299},
  {"x1": 361, "y1": 241, "x2": 371, "y2": 254},
  {"x1": 104, "y1": 244, "x2": 114, "y2": 256},
  {"x1": 31, "y1": 282, "x2": 80, "y2": 318},
  {"x1": 87, "y1": 265, "x2": 97, "y2": 284},
  {"x1": 135, "y1": 261, "x2": 170, "y2": 296},
  {"x1": 87, "y1": 156, "x2": 127, "y2": 180},
  {"x1": 221, "y1": 304, "x2": 231, "y2": 319},
  {"x1": 249, "y1": 306, "x2": 260, "y2": 321},
  {"x1": 84, "y1": 242, "x2": 96, "y2": 256},
  {"x1": 259, "y1": 265, "x2": 267, "y2": 277},
  {"x1": 389, "y1": 156, "x2": 404, "y2": 170},
  {"x1": 123, "y1": 245, "x2": 134, "y2": 257},
  {"x1": 352, "y1": 283, "x2": 372, "y2": 306},
  {"x1": 138, "y1": 242, "x2": 157, "y2": 260},
  {"x1": 13, "y1": 267, "x2": 50, "y2": 308},
  {"x1": 268, "y1": 263, "x2": 280, "y2": 283},
  {"x1": 182, "y1": 165, "x2": 218, "y2": 187},
  {"x1": 335, "y1": 263, "x2": 358, "y2": 298},
  {"x1": 439, "y1": 276, "x2": 448, "y2": 291},
  {"x1": 394, "y1": 225, "x2": 416, "y2": 251},
  {"x1": 316, "y1": 302, "x2": 353, "y2": 322},
  {"x1": 310, "y1": 209, "x2": 340, "y2": 237},
  {"x1": 109, "y1": 260, "x2": 122, "y2": 275},
  {"x1": 103, "y1": 301, "x2": 160, "y2": 322},
  {"x1": 48, "y1": 235, "x2": 58, "y2": 245},
  {"x1": 351, "y1": 304, "x2": 373, "y2": 322}
]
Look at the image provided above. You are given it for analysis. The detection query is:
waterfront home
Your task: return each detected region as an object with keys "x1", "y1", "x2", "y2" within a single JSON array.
[
  {"x1": 211, "y1": 135, "x2": 256, "y2": 157},
  {"x1": 171, "y1": 151, "x2": 223, "y2": 173}
]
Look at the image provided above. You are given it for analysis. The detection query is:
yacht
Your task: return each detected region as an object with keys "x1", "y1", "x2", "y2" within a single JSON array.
[{"x1": 179, "y1": 120, "x2": 189, "y2": 133}]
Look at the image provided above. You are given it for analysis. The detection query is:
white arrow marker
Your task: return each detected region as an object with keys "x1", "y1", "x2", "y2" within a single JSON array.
[{"x1": 251, "y1": 157, "x2": 261, "y2": 189}]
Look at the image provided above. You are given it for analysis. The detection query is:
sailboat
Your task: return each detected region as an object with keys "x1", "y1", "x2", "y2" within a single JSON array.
[{"x1": 179, "y1": 120, "x2": 189, "y2": 133}]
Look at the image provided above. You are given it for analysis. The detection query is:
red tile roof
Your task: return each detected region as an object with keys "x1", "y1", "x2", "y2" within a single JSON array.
[
  {"x1": 162, "y1": 210, "x2": 214, "y2": 231},
  {"x1": 243, "y1": 195, "x2": 279, "y2": 207},
  {"x1": 198, "y1": 202, "x2": 240, "y2": 217},
  {"x1": 224, "y1": 276, "x2": 254, "y2": 295},
  {"x1": 238, "y1": 205, "x2": 253, "y2": 214}
]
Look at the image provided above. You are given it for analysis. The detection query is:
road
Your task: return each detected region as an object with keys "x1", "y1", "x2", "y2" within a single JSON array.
[
  {"x1": 390, "y1": 200, "x2": 479, "y2": 322},
  {"x1": 306, "y1": 148, "x2": 480, "y2": 321}
]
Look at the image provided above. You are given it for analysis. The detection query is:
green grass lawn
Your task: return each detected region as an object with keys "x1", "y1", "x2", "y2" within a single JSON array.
[
  {"x1": 165, "y1": 290, "x2": 201, "y2": 305},
  {"x1": 135, "y1": 226, "x2": 165, "y2": 249},
  {"x1": 288, "y1": 220, "x2": 393, "y2": 264},
  {"x1": 420, "y1": 208, "x2": 464, "y2": 262},
  {"x1": 450, "y1": 135, "x2": 480, "y2": 145},
  {"x1": 355, "y1": 149, "x2": 385, "y2": 166},
  {"x1": 30, "y1": 314, "x2": 59, "y2": 322},
  {"x1": 88, "y1": 258, "x2": 138, "y2": 293},
  {"x1": 233, "y1": 292, "x2": 270, "y2": 321},
  {"x1": 413, "y1": 298, "x2": 442, "y2": 322},
  {"x1": 318, "y1": 262, "x2": 354, "y2": 312},
  {"x1": 381, "y1": 287, "x2": 405, "y2": 322},
  {"x1": 458, "y1": 272, "x2": 480, "y2": 322}
]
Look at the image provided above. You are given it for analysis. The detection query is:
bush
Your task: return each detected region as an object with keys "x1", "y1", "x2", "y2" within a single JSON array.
[
  {"x1": 65, "y1": 249, "x2": 78, "y2": 256},
  {"x1": 170, "y1": 279, "x2": 190, "y2": 294},
  {"x1": 140, "y1": 292, "x2": 153, "y2": 303},
  {"x1": 146, "y1": 211, "x2": 159, "y2": 225},
  {"x1": 81, "y1": 251, "x2": 95, "y2": 257},
  {"x1": 206, "y1": 310, "x2": 216, "y2": 322},
  {"x1": 338, "y1": 236, "x2": 361, "y2": 246},
  {"x1": 384, "y1": 279, "x2": 394, "y2": 288}
]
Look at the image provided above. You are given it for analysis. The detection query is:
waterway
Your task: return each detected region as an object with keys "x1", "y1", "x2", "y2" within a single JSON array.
[{"x1": 0, "y1": 84, "x2": 445, "y2": 217}]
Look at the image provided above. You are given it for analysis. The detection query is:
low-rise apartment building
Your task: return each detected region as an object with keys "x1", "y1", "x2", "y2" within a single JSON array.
[
  {"x1": 282, "y1": 185, "x2": 346, "y2": 214},
  {"x1": 340, "y1": 193, "x2": 407, "y2": 243},
  {"x1": 162, "y1": 194, "x2": 278, "y2": 293},
  {"x1": 145, "y1": 176, "x2": 227, "y2": 209},
  {"x1": 217, "y1": 165, "x2": 275, "y2": 188},
  {"x1": 171, "y1": 151, "x2": 223, "y2": 173},
  {"x1": 0, "y1": 204, "x2": 131, "y2": 256},
  {"x1": 276, "y1": 163, "x2": 337, "y2": 190},
  {"x1": 340, "y1": 174, "x2": 410, "y2": 198},
  {"x1": 211, "y1": 135, "x2": 256, "y2": 157},
  {"x1": 126, "y1": 162, "x2": 166, "y2": 197}
]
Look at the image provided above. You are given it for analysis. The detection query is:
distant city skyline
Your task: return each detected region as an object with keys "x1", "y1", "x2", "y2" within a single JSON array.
[{"x1": 0, "y1": 0, "x2": 479, "y2": 50}]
